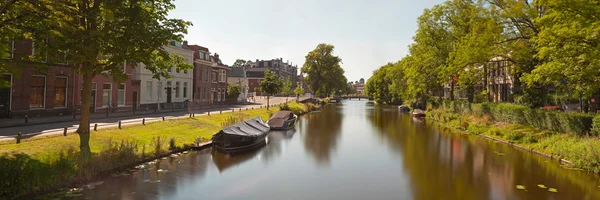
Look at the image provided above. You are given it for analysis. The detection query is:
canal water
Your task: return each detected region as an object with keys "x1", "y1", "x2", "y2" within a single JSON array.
[{"x1": 49, "y1": 100, "x2": 600, "y2": 200}]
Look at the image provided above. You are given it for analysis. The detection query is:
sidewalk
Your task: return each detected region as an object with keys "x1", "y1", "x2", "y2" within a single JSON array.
[{"x1": 0, "y1": 103, "x2": 255, "y2": 129}]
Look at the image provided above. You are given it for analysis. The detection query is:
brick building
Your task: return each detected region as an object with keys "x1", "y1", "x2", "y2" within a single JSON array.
[
  {"x1": 1, "y1": 39, "x2": 77, "y2": 118},
  {"x1": 187, "y1": 43, "x2": 229, "y2": 105},
  {"x1": 75, "y1": 62, "x2": 141, "y2": 114},
  {"x1": 239, "y1": 58, "x2": 298, "y2": 96}
]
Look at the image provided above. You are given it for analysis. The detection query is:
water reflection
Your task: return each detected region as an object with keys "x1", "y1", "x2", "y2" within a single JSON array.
[
  {"x1": 40, "y1": 100, "x2": 600, "y2": 200},
  {"x1": 366, "y1": 104, "x2": 600, "y2": 200},
  {"x1": 300, "y1": 104, "x2": 344, "y2": 166}
]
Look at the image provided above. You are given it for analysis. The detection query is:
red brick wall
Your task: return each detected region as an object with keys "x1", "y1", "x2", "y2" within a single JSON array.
[
  {"x1": 9, "y1": 66, "x2": 76, "y2": 115},
  {"x1": 248, "y1": 78, "x2": 263, "y2": 96}
]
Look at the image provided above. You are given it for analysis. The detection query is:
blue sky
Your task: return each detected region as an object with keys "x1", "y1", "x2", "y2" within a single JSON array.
[{"x1": 169, "y1": 0, "x2": 445, "y2": 81}]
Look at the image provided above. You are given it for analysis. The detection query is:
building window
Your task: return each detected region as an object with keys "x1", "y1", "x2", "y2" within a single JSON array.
[
  {"x1": 219, "y1": 70, "x2": 226, "y2": 82},
  {"x1": 212, "y1": 72, "x2": 217, "y2": 83},
  {"x1": 183, "y1": 82, "x2": 188, "y2": 98},
  {"x1": 205, "y1": 70, "x2": 209, "y2": 82},
  {"x1": 146, "y1": 81, "x2": 152, "y2": 100},
  {"x1": 118, "y1": 83, "x2": 126, "y2": 106},
  {"x1": 205, "y1": 54, "x2": 209, "y2": 60},
  {"x1": 175, "y1": 81, "x2": 180, "y2": 98},
  {"x1": 30, "y1": 76, "x2": 46, "y2": 108},
  {"x1": 222, "y1": 88, "x2": 226, "y2": 101},
  {"x1": 176, "y1": 68, "x2": 180, "y2": 73},
  {"x1": 102, "y1": 83, "x2": 112, "y2": 107},
  {"x1": 217, "y1": 88, "x2": 221, "y2": 102},
  {"x1": 199, "y1": 69, "x2": 203, "y2": 81},
  {"x1": 199, "y1": 52, "x2": 204, "y2": 60},
  {"x1": 168, "y1": 67, "x2": 172, "y2": 72},
  {"x1": 54, "y1": 77, "x2": 67, "y2": 108},
  {"x1": 184, "y1": 69, "x2": 187, "y2": 74}
]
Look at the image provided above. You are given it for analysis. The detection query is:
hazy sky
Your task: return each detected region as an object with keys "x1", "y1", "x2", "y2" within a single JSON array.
[{"x1": 168, "y1": 0, "x2": 445, "y2": 81}]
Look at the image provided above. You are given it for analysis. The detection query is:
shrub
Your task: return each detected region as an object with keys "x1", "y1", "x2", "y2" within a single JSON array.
[
  {"x1": 505, "y1": 131, "x2": 525, "y2": 142},
  {"x1": 169, "y1": 137, "x2": 176, "y2": 150},
  {"x1": 279, "y1": 102, "x2": 309, "y2": 115},
  {"x1": 591, "y1": 115, "x2": 600, "y2": 136}
]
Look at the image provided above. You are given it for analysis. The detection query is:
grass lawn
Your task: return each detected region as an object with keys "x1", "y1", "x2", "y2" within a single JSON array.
[{"x1": 0, "y1": 107, "x2": 278, "y2": 161}]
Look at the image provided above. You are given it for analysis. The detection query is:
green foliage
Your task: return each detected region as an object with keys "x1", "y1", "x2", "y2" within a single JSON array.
[
  {"x1": 301, "y1": 44, "x2": 348, "y2": 97},
  {"x1": 591, "y1": 115, "x2": 600, "y2": 137},
  {"x1": 232, "y1": 59, "x2": 252, "y2": 67},
  {"x1": 293, "y1": 83, "x2": 305, "y2": 97},
  {"x1": 260, "y1": 69, "x2": 283, "y2": 96},
  {"x1": 442, "y1": 100, "x2": 595, "y2": 136},
  {"x1": 281, "y1": 77, "x2": 292, "y2": 96},
  {"x1": 365, "y1": 62, "x2": 403, "y2": 105},
  {"x1": 227, "y1": 84, "x2": 241, "y2": 98},
  {"x1": 278, "y1": 102, "x2": 312, "y2": 115}
]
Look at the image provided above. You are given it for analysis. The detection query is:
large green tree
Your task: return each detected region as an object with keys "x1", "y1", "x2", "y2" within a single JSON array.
[
  {"x1": 301, "y1": 43, "x2": 348, "y2": 97},
  {"x1": 260, "y1": 69, "x2": 283, "y2": 110},
  {"x1": 232, "y1": 59, "x2": 252, "y2": 67},
  {"x1": 44, "y1": 0, "x2": 192, "y2": 159},
  {"x1": 525, "y1": 0, "x2": 600, "y2": 111}
]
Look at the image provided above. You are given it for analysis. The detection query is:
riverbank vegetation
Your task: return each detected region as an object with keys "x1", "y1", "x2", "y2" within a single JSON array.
[
  {"x1": 0, "y1": 108, "x2": 276, "y2": 199},
  {"x1": 364, "y1": 0, "x2": 600, "y2": 173},
  {"x1": 301, "y1": 44, "x2": 350, "y2": 98},
  {"x1": 428, "y1": 101, "x2": 600, "y2": 173},
  {"x1": 365, "y1": 0, "x2": 600, "y2": 109},
  {"x1": 279, "y1": 102, "x2": 318, "y2": 115}
]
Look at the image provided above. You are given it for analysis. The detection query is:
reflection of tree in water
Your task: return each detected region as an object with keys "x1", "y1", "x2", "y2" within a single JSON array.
[
  {"x1": 302, "y1": 105, "x2": 344, "y2": 166},
  {"x1": 366, "y1": 107, "x2": 600, "y2": 200},
  {"x1": 366, "y1": 107, "x2": 489, "y2": 200}
]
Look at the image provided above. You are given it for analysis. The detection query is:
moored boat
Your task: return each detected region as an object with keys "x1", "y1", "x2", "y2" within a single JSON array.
[
  {"x1": 398, "y1": 105, "x2": 410, "y2": 113},
  {"x1": 412, "y1": 109, "x2": 426, "y2": 118},
  {"x1": 267, "y1": 111, "x2": 298, "y2": 130},
  {"x1": 211, "y1": 117, "x2": 270, "y2": 154}
]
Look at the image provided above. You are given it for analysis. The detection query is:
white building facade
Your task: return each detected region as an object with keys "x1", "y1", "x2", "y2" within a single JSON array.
[{"x1": 135, "y1": 42, "x2": 194, "y2": 110}]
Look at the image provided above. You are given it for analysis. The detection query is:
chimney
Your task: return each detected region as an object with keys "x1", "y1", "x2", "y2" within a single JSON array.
[{"x1": 183, "y1": 40, "x2": 188, "y2": 47}]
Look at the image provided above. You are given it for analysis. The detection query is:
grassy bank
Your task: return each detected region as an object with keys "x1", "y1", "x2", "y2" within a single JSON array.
[
  {"x1": 279, "y1": 101, "x2": 318, "y2": 115},
  {"x1": 0, "y1": 107, "x2": 277, "y2": 199},
  {"x1": 428, "y1": 101, "x2": 600, "y2": 173}
]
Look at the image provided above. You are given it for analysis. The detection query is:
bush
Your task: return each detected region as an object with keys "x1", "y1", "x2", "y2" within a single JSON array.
[
  {"x1": 279, "y1": 102, "x2": 309, "y2": 115},
  {"x1": 591, "y1": 115, "x2": 600, "y2": 136},
  {"x1": 441, "y1": 101, "x2": 596, "y2": 136}
]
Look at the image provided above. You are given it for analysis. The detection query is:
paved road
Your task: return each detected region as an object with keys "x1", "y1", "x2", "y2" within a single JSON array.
[{"x1": 0, "y1": 96, "x2": 297, "y2": 141}]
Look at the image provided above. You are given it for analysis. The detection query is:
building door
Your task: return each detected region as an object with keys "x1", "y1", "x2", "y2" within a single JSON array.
[
  {"x1": 132, "y1": 91, "x2": 138, "y2": 110},
  {"x1": 0, "y1": 74, "x2": 12, "y2": 118},
  {"x1": 166, "y1": 87, "x2": 172, "y2": 103}
]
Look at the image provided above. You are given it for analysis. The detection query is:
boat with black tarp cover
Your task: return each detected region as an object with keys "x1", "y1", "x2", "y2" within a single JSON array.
[
  {"x1": 267, "y1": 110, "x2": 298, "y2": 130},
  {"x1": 211, "y1": 117, "x2": 270, "y2": 153}
]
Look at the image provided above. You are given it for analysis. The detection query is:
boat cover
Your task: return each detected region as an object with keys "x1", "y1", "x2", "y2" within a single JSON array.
[
  {"x1": 268, "y1": 111, "x2": 295, "y2": 127},
  {"x1": 220, "y1": 117, "x2": 270, "y2": 137}
]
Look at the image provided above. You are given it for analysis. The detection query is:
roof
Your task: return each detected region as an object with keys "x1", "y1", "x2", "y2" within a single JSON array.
[
  {"x1": 228, "y1": 67, "x2": 246, "y2": 77},
  {"x1": 220, "y1": 117, "x2": 269, "y2": 136},
  {"x1": 268, "y1": 111, "x2": 295, "y2": 128},
  {"x1": 270, "y1": 111, "x2": 294, "y2": 120}
]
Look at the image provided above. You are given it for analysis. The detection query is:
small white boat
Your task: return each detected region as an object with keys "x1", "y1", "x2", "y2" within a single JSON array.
[{"x1": 412, "y1": 109, "x2": 425, "y2": 118}]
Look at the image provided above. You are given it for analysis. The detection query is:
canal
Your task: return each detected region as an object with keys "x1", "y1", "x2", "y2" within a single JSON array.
[{"x1": 52, "y1": 100, "x2": 600, "y2": 200}]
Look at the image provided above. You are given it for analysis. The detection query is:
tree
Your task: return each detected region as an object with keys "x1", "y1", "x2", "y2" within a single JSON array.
[
  {"x1": 301, "y1": 43, "x2": 348, "y2": 97},
  {"x1": 281, "y1": 77, "x2": 292, "y2": 101},
  {"x1": 365, "y1": 62, "x2": 404, "y2": 105},
  {"x1": 294, "y1": 83, "x2": 305, "y2": 101},
  {"x1": 0, "y1": 0, "x2": 60, "y2": 86},
  {"x1": 525, "y1": 0, "x2": 600, "y2": 112},
  {"x1": 232, "y1": 59, "x2": 252, "y2": 67},
  {"x1": 227, "y1": 84, "x2": 241, "y2": 99},
  {"x1": 260, "y1": 69, "x2": 283, "y2": 110},
  {"x1": 44, "y1": 0, "x2": 192, "y2": 160}
]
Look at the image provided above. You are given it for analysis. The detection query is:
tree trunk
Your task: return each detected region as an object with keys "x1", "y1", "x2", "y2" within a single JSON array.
[
  {"x1": 484, "y1": 64, "x2": 490, "y2": 102},
  {"x1": 450, "y1": 80, "x2": 455, "y2": 100},
  {"x1": 579, "y1": 93, "x2": 584, "y2": 113},
  {"x1": 267, "y1": 95, "x2": 270, "y2": 110},
  {"x1": 77, "y1": 71, "x2": 93, "y2": 161}
]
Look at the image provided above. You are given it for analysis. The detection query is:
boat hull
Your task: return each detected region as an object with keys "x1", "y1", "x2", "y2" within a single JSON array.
[
  {"x1": 412, "y1": 113, "x2": 426, "y2": 118},
  {"x1": 213, "y1": 134, "x2": 268, "y2": 154}
]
